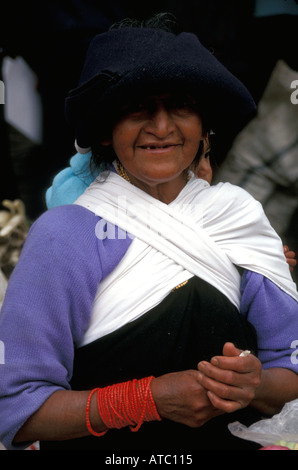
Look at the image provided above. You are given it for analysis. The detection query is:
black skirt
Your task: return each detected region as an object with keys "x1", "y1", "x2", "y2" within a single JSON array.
[{"x1": 41, "y1": 276, "x2": 261, "y2": 450}]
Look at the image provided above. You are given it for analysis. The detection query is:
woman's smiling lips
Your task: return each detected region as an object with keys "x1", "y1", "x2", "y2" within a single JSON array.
[{"x1": 137, "y1": 142, "x2": 182, "y2": 154}]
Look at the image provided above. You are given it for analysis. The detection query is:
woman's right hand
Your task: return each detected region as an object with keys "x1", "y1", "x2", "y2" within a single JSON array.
[{"x1": 150, "y1": 370, "x2": 223, "y2": 428}]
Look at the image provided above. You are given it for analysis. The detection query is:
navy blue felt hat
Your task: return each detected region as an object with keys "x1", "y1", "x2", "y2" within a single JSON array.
[{"x1": 65, "y1": 27, "x2": 256, "y2": 152}]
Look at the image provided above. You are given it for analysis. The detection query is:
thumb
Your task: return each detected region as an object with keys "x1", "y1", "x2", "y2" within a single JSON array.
[{"x1": 222, "y1": 342, "x2": 242, "y2": 357}]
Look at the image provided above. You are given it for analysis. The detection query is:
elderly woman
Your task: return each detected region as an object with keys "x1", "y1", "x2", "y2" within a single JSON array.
[{"x1": 1, "y1": 16, "x2": 298, "y2": 451}]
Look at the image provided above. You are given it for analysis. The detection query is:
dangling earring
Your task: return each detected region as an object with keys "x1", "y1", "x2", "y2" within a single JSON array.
[{"x1": 184, "y1": 169, "x2": 191, "y2": 182}]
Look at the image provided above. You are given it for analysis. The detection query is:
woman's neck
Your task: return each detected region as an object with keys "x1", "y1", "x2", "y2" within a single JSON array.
[{"x1": 116, "y1": 160, "x2": 190, "y2": 204}]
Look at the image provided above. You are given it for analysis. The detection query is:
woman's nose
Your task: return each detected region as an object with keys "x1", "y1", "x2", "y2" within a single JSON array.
[{"x1": 144, "y1": 105, "x2": 175, "y2": 137}]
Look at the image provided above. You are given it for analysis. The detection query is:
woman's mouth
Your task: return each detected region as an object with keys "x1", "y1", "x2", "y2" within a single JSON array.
[{"x1": 137, "y1": 143, "x2": 181, "y2": 152}]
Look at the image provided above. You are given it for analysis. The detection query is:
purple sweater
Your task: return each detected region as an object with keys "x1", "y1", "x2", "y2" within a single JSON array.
[{"x1": 0, "y1": 204, "x2": 297, "y2": 449}]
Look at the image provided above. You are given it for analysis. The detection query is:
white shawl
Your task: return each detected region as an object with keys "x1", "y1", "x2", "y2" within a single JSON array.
[{"x1": 75, "y1": 171, "x2": 298, "y2": 345}]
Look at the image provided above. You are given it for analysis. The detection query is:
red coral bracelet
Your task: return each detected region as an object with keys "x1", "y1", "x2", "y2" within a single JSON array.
[
  {"x1": 85, "y1": 376, "x2": 161, "y2": 437},
  {"x1": 85, "y1": 388, "x2": 108, "y2": 436}
]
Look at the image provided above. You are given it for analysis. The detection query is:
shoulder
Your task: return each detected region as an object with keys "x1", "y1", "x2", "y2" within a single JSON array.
[
  {"x1": 203, "y1": 181, "x2": 265, "y2": 223},
  {"x1": 17, "y1": 205, "x2": 101, "y2": 280},
  {"x1": 36, "y1": 202, "x2": 95, "y2": 222},
  {"x1": 18, "y1": 205, "x2": 102, "y2": 277},
  {"x1": 30, "y1": 204, "x2": 98, "y2": 240},
  {"x1": 210, "y1": 182, "x2": 261, "y2": 205},
  {"x1": 26, "y1": 204, "x2": 132, "y2": 277}
]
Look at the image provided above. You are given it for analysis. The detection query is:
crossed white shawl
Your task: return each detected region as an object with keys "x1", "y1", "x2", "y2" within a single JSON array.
[{"x1": 75, "y1": 171, "x2": 298, "y2": 346}]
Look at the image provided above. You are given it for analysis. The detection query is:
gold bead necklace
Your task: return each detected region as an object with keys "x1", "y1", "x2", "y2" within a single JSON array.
[{"x1": 116, "y1": 159, "x2": 131, "y2": 182}]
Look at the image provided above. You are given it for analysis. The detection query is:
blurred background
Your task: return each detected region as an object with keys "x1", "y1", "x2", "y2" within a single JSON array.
[{"x1": 0, "y1": 0, "x2": 297, "y2": 283}]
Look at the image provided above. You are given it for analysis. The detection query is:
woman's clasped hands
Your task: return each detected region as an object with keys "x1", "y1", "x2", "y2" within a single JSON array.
[
  {"x1": 151, "y1": 342, "x2": 262, "y2": 429},
  {"x1": 197, "y1": 342, "x2": 262, "y2": 413}
]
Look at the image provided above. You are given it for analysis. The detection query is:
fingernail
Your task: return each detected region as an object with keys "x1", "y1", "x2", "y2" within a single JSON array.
[{"x1": 197, "y1": 371, "x2": 203, "y2": 381}]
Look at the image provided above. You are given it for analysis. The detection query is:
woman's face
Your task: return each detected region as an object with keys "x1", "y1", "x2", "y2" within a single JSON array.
[{"x1": 106, "y1": 93, "x2": 205, "y2": 195}]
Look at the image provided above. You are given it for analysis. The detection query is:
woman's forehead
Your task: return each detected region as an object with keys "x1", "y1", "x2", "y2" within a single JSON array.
[{"x1": 119, "y1": 91, "x2": 198, "y2": 110}]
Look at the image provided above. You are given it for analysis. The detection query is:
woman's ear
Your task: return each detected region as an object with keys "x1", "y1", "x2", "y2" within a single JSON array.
[{"x1": 202, "y1": 133, "x2": 211, "y2": 156}]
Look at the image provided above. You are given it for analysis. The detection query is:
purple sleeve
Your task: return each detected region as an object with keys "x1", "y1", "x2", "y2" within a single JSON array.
[
  {"x1": 0, "y1": 205, "x2": 131, "y2": 449},
  {"x1": 240, "y1": 270, "x2": 298, "y2": 372}
]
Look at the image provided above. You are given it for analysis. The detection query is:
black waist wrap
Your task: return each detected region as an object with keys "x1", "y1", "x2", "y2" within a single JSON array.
[{"x1": 41, "y1": 276, "x2": 261, "y2": 450}]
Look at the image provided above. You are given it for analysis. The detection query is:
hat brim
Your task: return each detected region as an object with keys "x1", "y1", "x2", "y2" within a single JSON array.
[{"x1": 65, "y1": 27, "x2": 256, "y2": 151}]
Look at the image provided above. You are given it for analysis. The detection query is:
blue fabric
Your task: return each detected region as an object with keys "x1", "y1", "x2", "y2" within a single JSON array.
[
  {"x1": 46, "y1": 152, "x2": 93, "y2": 208},
  {"x1": 240, "y1": 270, "x2": 298, "y2": 370},
  {"x1": 0, "y1": 204, "x2": 132, "y2": 449}
]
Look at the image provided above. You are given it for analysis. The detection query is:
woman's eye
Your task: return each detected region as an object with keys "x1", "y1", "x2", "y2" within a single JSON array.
[
  {"x1": 120, "y1": 95, "x2": 198, "y2": 116},
  {"x1": 129, "y1": 102, "x2": 150, "y2": 114},
  {"x1": 120, "y1": 101, "x2": 144, "y2": 114},
  {"x1": 133, "y1": 102, "x2": 145, "y2": 111},
  {"x1": 167, "y1": 97, "x2": 197, "y2": 112},
  {"x1": 171, "y1": 100, "x2": 188, "y2": 109}
]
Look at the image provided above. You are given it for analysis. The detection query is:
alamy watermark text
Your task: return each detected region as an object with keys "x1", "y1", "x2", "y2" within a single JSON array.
[{"x1": 0, "y1": 80, "x2": 4, "y2": 104}]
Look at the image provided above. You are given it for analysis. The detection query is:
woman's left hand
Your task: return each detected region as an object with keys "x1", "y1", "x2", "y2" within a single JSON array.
[{"x1": 197, "y1": 342, "x2": 262, "y2": 413}]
